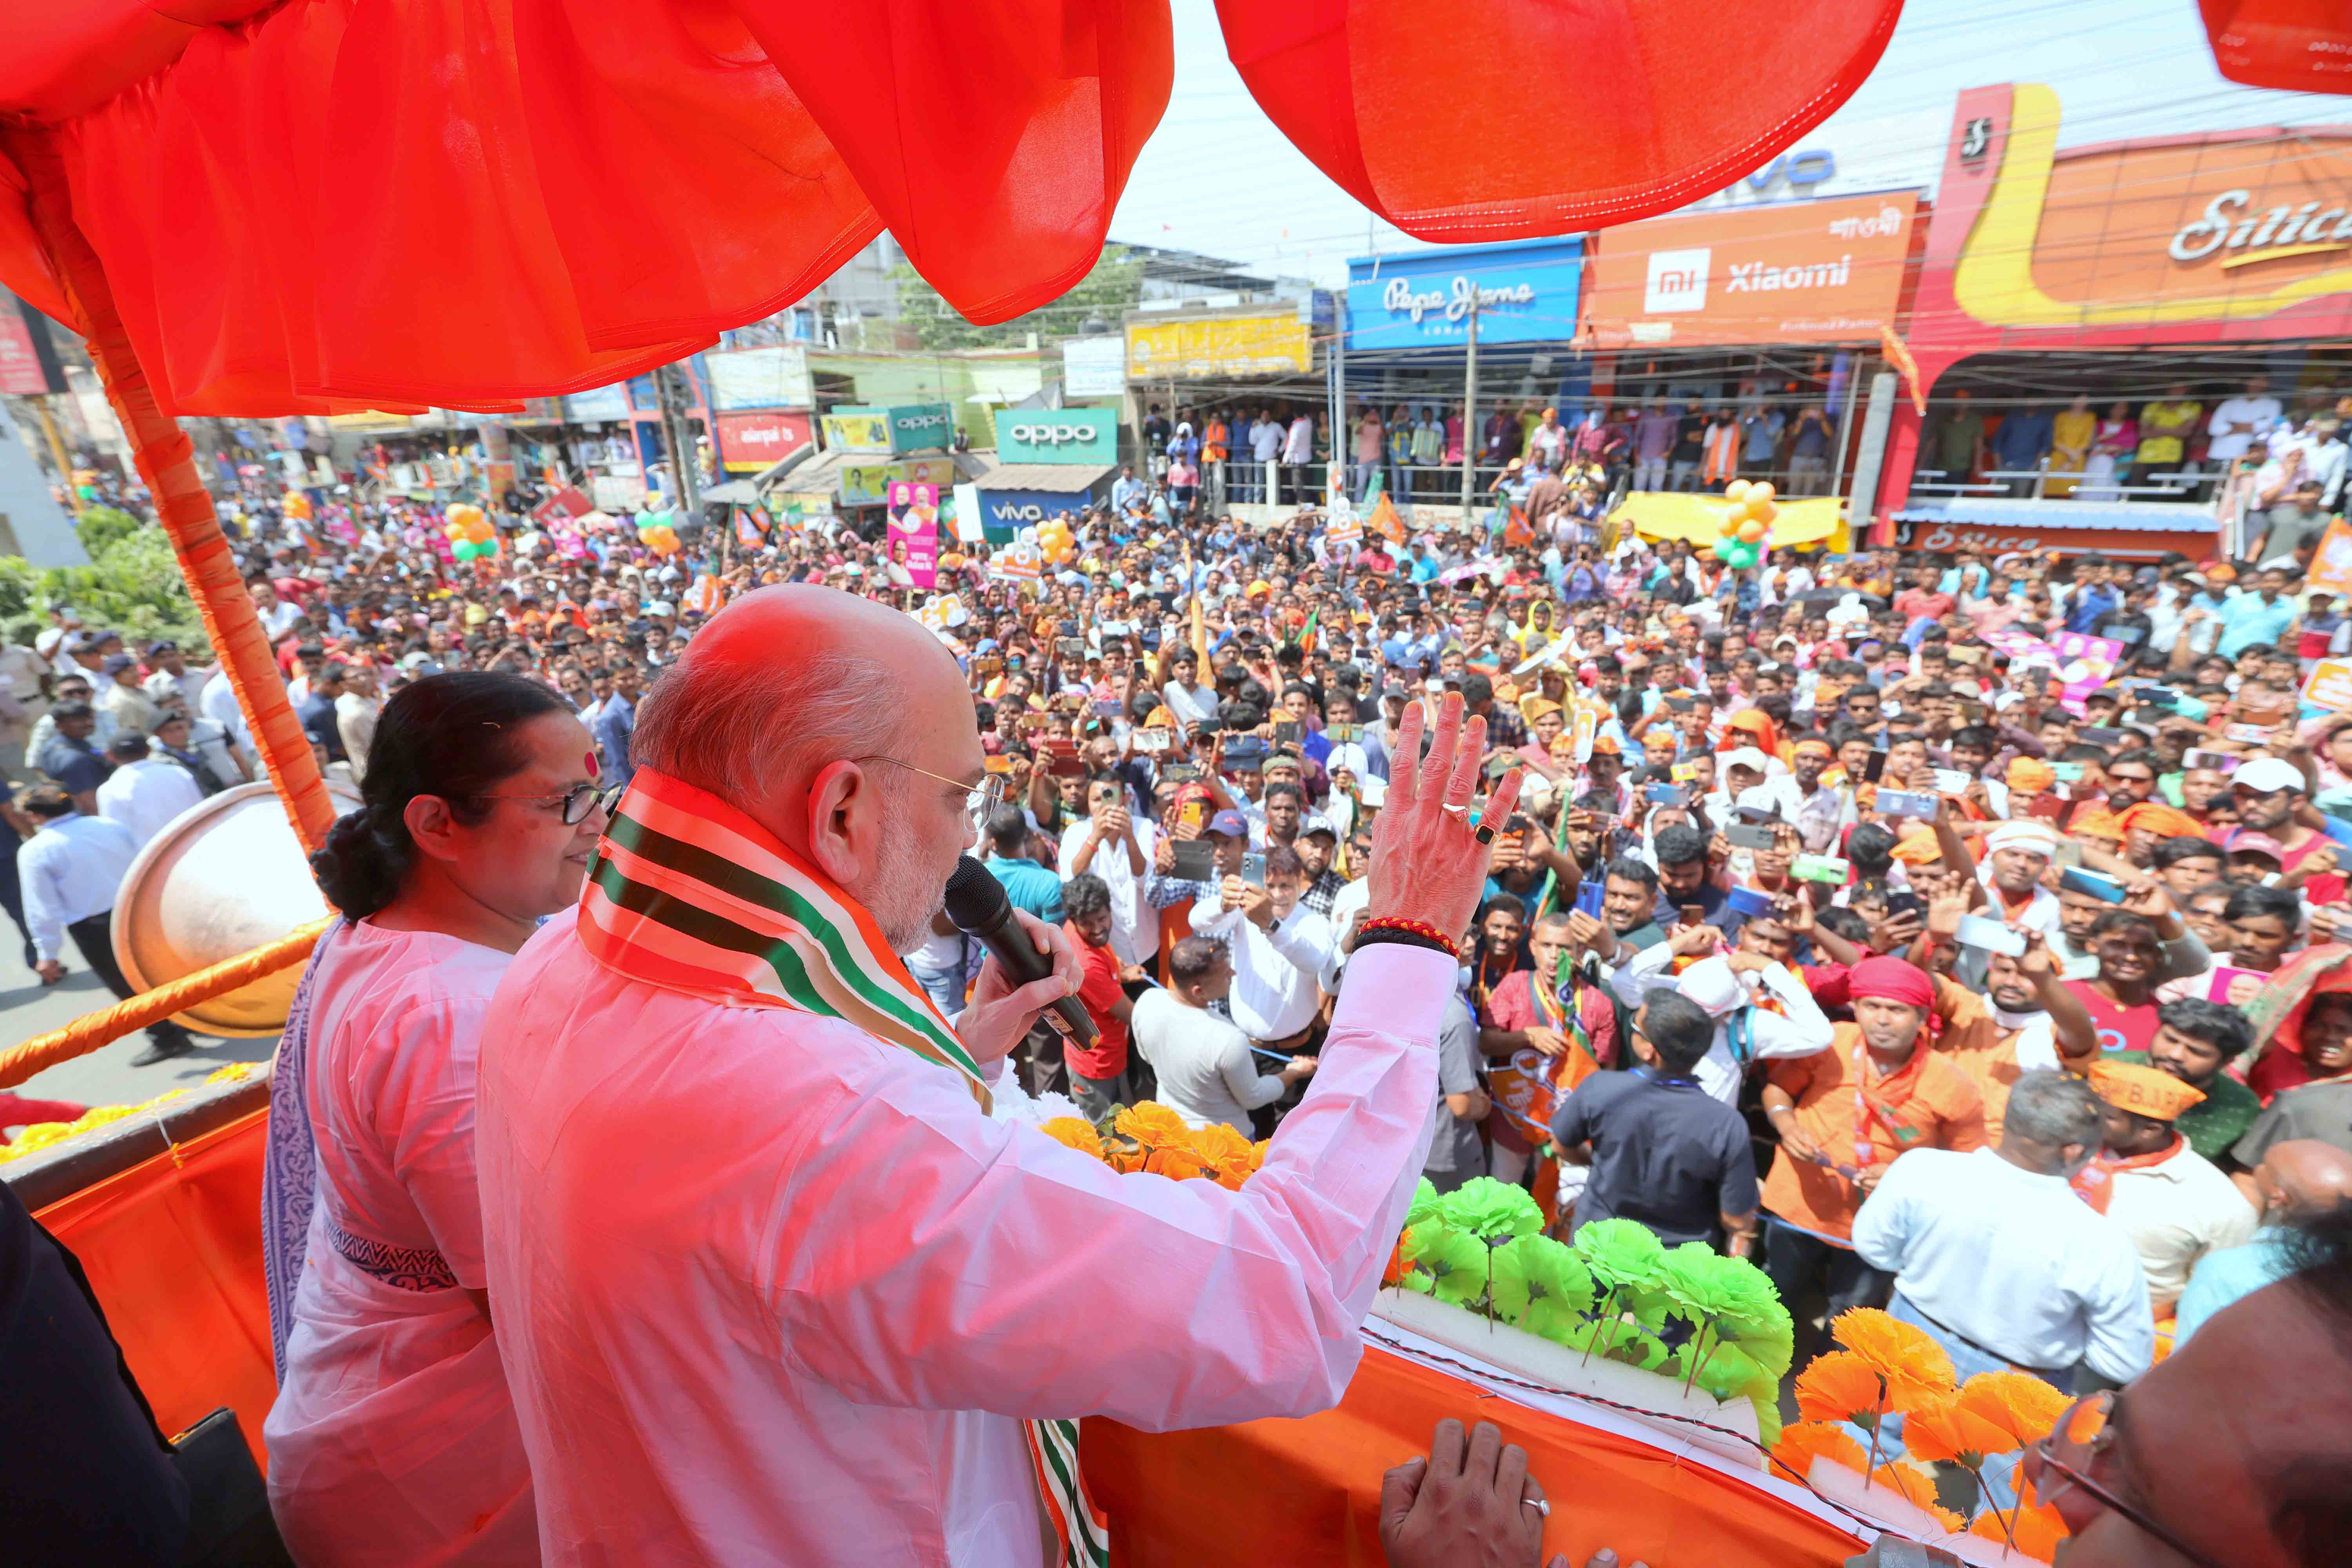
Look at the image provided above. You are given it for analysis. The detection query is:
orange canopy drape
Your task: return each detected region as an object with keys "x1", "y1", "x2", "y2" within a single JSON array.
[{"x1": 0, "y1": 0, "x2": 1901, "y2": 419}]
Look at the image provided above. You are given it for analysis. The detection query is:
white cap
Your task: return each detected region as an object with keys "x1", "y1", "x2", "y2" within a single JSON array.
[
  {"x1": 2232, "y1": 756, "x2": 2307, "y2": 795},
  {"x1": 1722, "y1": 746, "x2": 1771, "y2": 775}
]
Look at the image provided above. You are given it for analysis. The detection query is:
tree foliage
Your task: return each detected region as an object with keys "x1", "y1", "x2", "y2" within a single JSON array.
[
  {"x1": 1, "y1": 508, "x2": 207, "y2": 648},
  {"x1": 889, "y1": 245, "x2": 1143, "y2": 352}
]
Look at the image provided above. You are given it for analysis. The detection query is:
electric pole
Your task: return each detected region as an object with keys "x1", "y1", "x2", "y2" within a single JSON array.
[{"x1": 1457, "y1": 296, "x2": 1480, "y2": 524}]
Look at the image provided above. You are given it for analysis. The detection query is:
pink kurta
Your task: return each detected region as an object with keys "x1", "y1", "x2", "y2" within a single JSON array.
[
  {"x1": 474, "y1": 909, "x2": 1452, "y2": 1565},
  {"x1": 264, "y1": 923, "x2": 537, "y2": 1566}
]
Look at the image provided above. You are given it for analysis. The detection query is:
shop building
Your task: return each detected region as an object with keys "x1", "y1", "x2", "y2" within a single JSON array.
[{"x1": 1877, "y1": 82, "x2": 2352, "y2": 561}]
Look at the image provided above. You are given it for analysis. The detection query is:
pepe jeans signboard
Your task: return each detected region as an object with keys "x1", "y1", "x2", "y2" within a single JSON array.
[
  {"x1": 1345, "y1": 238, "x2": 1583, "y2": 351},
  {"x1": 996, "y1": 407, "x2": 1118, "y2": 465}
]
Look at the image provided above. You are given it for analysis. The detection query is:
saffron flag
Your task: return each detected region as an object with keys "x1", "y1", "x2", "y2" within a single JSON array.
[
  {"x1": 1879, "y1": 325, "x2": 1927, "y2": 416},
  {"x1": 734, "y1": 508, "x2": 766, "y2": 550},
  {"x1": 1368, "y1": 490, "x2": 1407, "y2": 544}
]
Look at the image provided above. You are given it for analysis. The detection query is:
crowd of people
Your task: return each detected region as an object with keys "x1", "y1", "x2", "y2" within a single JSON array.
[{"x1": 5, "y1": 435, "x2": 2352, "y2": 1566}]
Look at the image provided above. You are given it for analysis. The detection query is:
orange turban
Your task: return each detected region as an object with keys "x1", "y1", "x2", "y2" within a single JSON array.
[
  {"x1": 1892, "y1": 828, "x2": 1943, "y2": 866},
  {"x1": 2088, "y1": 1060, "x2": 2205, "y2": 1122},
  {"x1": 1720, "y1": 708, "x2": 1789, "y2": 762},
  {"x1": 2006, "y1": 757, "x2": 2055, "y2": 793},
  {"x1": 2118, "y1": 802, "x2": 2206, "y2": 841},
  {"x1": 2070, "y1": 808, "x2": 2123, "y2": 842}
]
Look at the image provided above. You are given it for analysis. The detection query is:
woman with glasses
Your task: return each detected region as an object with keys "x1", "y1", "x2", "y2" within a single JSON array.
[{"x1": 263, "y1": 672, "x2": 608, "y2": 1566}]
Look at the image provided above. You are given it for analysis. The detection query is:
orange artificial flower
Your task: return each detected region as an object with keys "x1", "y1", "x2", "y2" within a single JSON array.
[
  {"x1": 1383, "y1": 1231, "x2": 1410, "y2": 1288},
  {"x1": 1768, "y1": 1421, "x2": 1868, "y2": 1486},
  {"x1": 1972, "y1": 1497, "x2": 2070, "y2": 1562},
  {"x1": 1902, "y1": 1392, "x2": 2022, "y2": 1467},
  {"x1": 1831, "y1": 1307, "x2": 1958, "y2": 1413},
  {"x1": 1793, "y1": 1350, "x2": 1890, "y2": 1430},
  {"x1": 1868, "y1": 1465, "x2": 1964, "y2": 1534},
  {"x1": 1140, "y1": 1143, "x2": 1212, "y2": 1181},
  {"x1": 1955, "y1": 1372, "x2": 2074, "y2": 1450},
  {"x1": 1114, "y1": 1103, "x2": 1192, "y2": 1151},
  {"x1": 1037, "y1": 1118, "x2": 1105, "y2": 1161},
  {"x1": 1187, "y1": 1122, "x2": 1261, "y2": 1189}
]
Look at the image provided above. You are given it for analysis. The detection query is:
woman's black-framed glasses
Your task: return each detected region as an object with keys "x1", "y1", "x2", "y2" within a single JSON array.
[
  {"x1": 473, "y1": 781, "x2": 623, "y2": 826},
  {"x1": 2024, "y1": 1390, "x2": 2229, "y2": 1568}
]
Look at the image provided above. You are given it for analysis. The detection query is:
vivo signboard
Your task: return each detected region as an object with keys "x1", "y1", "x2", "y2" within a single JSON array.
[
  {"x1": 997, "y1": 407, "x2": 1118, "y2": 465},
  {"x1": 1345, "y1": 237, "x2": 1583, "y2": 351}
]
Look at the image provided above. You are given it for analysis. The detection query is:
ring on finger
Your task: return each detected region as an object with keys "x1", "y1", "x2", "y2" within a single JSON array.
[
  {"x1": 1521, "y1": 1496, "x2": 1550, "y2": 1516},
  {"x1": 1438, "y1": 799, "x2": 1496, "y2": 844}
]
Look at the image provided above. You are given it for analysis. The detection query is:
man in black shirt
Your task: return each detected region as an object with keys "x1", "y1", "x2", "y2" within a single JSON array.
[
  {"x1": 1668, "y1": 400, "x2": 1708, "y2": 491},
  {"x1": 297, "y1": 662, "x2": 348, "y2": 764},
  {"x1": 1550, "y1": 989, "x2": 1760, "y2": 1253}
]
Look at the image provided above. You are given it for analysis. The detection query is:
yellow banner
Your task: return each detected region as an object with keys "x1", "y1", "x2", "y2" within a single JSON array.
[
  {"x1": 1127, "y1": 311, "x2": 1312, "y2": 380},
  {"x1": 820, "y1": 411, "x2": 891, "y2": 453}
]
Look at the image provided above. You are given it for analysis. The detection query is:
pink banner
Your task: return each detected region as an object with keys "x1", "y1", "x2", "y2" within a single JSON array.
[
  {"x1": 2049, "y1": 631, "x2": 2125, "y2": 714},
  {"x1": 887, "y1": 481, "x2": 940, "y2": 589}
]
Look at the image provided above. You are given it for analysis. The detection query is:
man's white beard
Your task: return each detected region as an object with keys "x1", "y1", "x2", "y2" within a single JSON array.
[{"x1": 861, "y1": 786, "x2": 949, "y2": 955}]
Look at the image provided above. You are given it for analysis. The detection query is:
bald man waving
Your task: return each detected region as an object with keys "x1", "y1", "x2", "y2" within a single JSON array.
[{"x1": 472, "y1": 586, "x2": 1520, "y2": 1567}]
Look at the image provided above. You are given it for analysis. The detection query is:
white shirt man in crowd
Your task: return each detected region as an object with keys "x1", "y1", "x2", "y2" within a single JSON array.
[
  {"x1": 17, "y1": 782, "x2": 200, "y2": 1062},
  {"x1": 1132, "y1": 935, "x2": 1318, "y2": 1134},
  {"x1": 94, "y1": 735, "x2": 202, "y2": 849},
  {"x1": 1187, "y1": 842, "x2": 1336, "y2": 1048},
  {"x1": 1056, "y1": 772, "x2": 1156, "y2": 968},
  {"x1": 1853, "y1": 1068, "x2": 2154, "y2": 1392}
]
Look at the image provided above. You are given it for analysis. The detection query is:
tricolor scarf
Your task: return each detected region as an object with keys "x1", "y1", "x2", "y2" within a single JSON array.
[{"x1": 577, "y1": 768, "x2": 1109, "y2": 1568}]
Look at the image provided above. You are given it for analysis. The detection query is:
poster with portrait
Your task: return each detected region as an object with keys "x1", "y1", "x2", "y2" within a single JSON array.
[{"x1": 886, "y1": 481, "x2": 940, "y2": 589}]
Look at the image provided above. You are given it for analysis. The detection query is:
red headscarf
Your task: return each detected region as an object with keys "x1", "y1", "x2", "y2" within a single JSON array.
[{"x1": 1849, "y1": 956, "x2": 1936, "y2": 1013}]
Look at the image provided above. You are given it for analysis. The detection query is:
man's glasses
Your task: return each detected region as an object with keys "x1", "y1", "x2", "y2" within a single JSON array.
[
  {"x1": 472, "y1": 780, "x2": 623, "y2": 826},
  {"x1": 854, "y1": 756, "x2": 1005, "y2": 833},
  {"x1": 2023, "y1": 1390, "x2": 2227, "y2": 1568}
]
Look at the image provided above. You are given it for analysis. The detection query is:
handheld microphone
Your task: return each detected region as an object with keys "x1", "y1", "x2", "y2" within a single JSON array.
[{"x1": 942, "y1": 855, "x2": 1098, "y2": 1047}]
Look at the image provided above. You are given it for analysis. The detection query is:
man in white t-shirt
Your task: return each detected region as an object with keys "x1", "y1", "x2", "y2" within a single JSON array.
[
  {"x1": 1131, "y1": 936, "x2": 1316, "y2": 1132},
  {"x1": 2206, "y1": 377, "x2": 2283, "y2": 467},
  {"x1": 1188, "y1": 842, "x2": 1335, "y2": 1048},
  {"x1": 1247, "y1": 411, "x2": 1284, "y2": 504},
  {"x1": 1057, "y1": 773, "x2": 1158, "y2": 968}
]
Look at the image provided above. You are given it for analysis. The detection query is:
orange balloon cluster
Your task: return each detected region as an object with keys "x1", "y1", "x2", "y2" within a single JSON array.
[{"x1": 1036, "y1": 514, "x2": 1078, "y2": 566}]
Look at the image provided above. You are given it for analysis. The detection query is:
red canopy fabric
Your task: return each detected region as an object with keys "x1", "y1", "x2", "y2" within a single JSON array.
[
  {"x1": 0, "y1": 0, "x2": 1898, "y2": 417},
  {"x1": 2199, "y1": 0, "x2": 2352, "y2": 94},
  {"x1": 1216, "y1": 0, "x2": 1904, "y2": 239}
]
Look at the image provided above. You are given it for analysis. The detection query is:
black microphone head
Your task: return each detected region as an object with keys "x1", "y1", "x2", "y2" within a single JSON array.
[{"x1": 943, "y1": 854, "x2": 1010, "y2": 934}]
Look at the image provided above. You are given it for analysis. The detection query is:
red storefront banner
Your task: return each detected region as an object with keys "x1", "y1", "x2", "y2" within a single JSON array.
[
  {"x1": 714, "y1": 409, "x2": 813, "y2": 472},
  {"x1": 2200, "y1": 0, "x2": 2352, "y2": 95},
  {"x1": 1908, "y1": 83, "x2": 2352, "y2": 355},
  {"x1": 1582, "y1": 191, "x2": 1919, "y2": 348},
  {"x1": 0, "y1": 302, "x2": 49, "y2": 395}
]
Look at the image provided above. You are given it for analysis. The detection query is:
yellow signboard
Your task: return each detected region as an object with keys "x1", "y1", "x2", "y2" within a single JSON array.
[
  {"x1": 820, "y1": 411, "x2": 892, "y2": 453},
  {"x1": 840, "y1": 456, "x2": 958, "y2": 508},
  {"x1": 1126, "y1": 310, "x2": 1313, "y2": 381}
]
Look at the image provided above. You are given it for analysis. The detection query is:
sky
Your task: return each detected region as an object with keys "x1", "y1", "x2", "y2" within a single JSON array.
[{"x1": 1105, "y1": 0, "x2": 2352, "y2": 289}]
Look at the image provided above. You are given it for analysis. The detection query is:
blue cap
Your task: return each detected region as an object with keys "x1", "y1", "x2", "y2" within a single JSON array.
[{"x1": 1208, "y1": 810, "x2": 1249, "y2": 838}]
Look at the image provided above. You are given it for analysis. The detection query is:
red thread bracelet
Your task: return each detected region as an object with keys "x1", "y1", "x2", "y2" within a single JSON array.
[{"x1": 1357, "y1": 916, "x2": 1461, "y2": 958}]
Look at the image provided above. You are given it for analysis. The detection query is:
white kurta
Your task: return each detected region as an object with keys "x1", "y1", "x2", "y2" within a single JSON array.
[
  {"x1": 474, "y1": 908, "x2": 1450, "y2": 1566},
  {"x1": 264, "y1": 923, "x2": 538, "y2": 1567}
]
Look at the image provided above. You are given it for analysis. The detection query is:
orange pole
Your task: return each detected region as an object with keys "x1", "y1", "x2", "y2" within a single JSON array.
[
  {"x1": 0, "y1": 920, "x2": 329, "y2": 1092},
  {"x1": 4, "y1": 129, "x2": 337, "y2": 853}
]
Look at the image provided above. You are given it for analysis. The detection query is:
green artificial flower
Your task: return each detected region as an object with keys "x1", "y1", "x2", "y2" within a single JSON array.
[
  {"x1": 1706, "y1": 1256, "x2": 1794, "y2": 1344},
  {"x1": 1755, "y1": 1397, "x2": 1785, "y2": 1450},
  {"x1": 1400, "y1": 1219, "x2": 1490, "y2": 1306},
  {"x1": 1573, "y1": 1218, "x2": 1667, "y2": 1292},
  {"x1": 1671, "y1": 1338, "x2": 1772, "y2": 1403},
  {"x1": 1655, "y1": 1243, "x2": 1757, "y2": 1328},
  {"x1": 1434, "y1": 1177, "x2": 1544, "y2": 1243},
  {"x1": 1730, "y1": 1308, "x2": 1797, "y2": 1383},
  {"x1": 1562, "y1": 1316, "x2": 1668, "y2": 1371},
  {"x1": 1487, "y1": 1236, "x2": 1594, "y2": 1343},
  {"x1": 1405, "y1": 1178, "x2": 1443, "y2": 1229}
]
